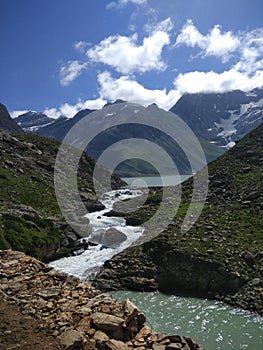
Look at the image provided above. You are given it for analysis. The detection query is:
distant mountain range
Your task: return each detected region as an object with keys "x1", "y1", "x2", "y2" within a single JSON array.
[
  {"x1": 14, "y1": 111, "x2": 54, "y2": 132},
  {"x1": 34, "y1": 101, "x2": 223, "y2": 176},
  {"x1": 2, "y1": 87, "x2": 262, "y2": 176}
]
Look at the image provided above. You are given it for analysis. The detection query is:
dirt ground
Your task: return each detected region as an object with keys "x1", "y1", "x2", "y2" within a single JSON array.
[{"x1": 0, "y1": 299, "x2": 61, "y2": 350}]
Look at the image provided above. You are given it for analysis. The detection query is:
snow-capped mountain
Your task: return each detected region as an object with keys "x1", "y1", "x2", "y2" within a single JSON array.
[
  {"x1": 170, "y1": 88, "x2": 263, "y2": 148},
  {"x1": 14, "y1": 111, "x2": 55, "y2": 132}
]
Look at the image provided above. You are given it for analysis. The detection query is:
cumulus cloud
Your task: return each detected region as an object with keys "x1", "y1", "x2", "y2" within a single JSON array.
[
  {"x1": 106, "y1": 0, "x2": 147, "y2": 10},
  {"x1": 60, "y1": 60, "x2": 88, "y2": 86},
  {"x1": 176, "y1": 19, "x2": 240, "y2": 63},
  {"x1": 43, "y1": 98, "x2": 106, "y2": 119},
  {"x1": 235, "y1": 28, "x2": 263, "y2": 74},
  {"x1": 74, "y1": 41, "x2": 90, "y2": 53},
  {"x1": 173, "y1": 69, "x2": 263, "y2": 94},
  {"x1": 87, "y1": 30, "x2": 170, "y2": 74},
  {"x1": 98, "y1": 71, "x2": 180, "y2": 110},
  {"x1": 10, "y1": 110, "x2": 29, "y2": 119}
]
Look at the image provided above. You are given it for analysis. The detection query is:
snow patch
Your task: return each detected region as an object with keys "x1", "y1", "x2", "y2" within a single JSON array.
[{"x1": 215, "y1": 110, "x2": 240, "y2": 139}]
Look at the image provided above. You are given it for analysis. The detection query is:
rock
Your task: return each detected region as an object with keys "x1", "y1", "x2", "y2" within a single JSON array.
[
  {"x1": 122, "y1": 299, "x2": 138, "y2": 323},
  {"x1": 86, "y1": 200, "x2": 105, "y2": 213},
  {"x1": 58, "y1": 329, "x2": 85, "y2": 349},
  {"x1": 101, "y1": 228, "x2": 127, "y2": 248},
  {"x1": 37, "y1": 287, "x2": 61, "y2": 299},
  {"x1": 91, "y1": 312, "x2": 125, "y2": 331},
  {"x1": 93, "y1": 330, "x2": 109, "y2": 342},
  {"x1": 251, "y1": 278, "x2": 261, "y2": 286},
  {"x1": 105, "y1": 339, "x2": 130, "y2": 350}
]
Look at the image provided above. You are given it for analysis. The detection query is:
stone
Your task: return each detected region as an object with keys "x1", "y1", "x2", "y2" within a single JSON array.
[
  {"x1": 134, "y1": 325, "x2": 152, "y2": 340},
  {"x1": 123, "y1": 298, "x2": 138, "y2": 323},
  {"x1": 58, "y1": 329, "x2": 84, "y2": 349},
  {"x1": 37, "y1": 287, "x2": 61, "y2": 299},
  {"x1": 251, "y1": 278, "x2": 261, "y2": 286},
  {"x1": 101, "y1": 228, "x2": 127, "y2": 248},
  {"x1": 93, "y1": 330, "x2": 109, "y2": 342},
  {"x1": 152, "y1": 343, "x2": 166, "y2": 350},
  {"x1": 105, "y1": 339, "x2": 130, "y2": 350},
  {"x1": 91, "y1": 312, "x2": 125, "y2": 331}
]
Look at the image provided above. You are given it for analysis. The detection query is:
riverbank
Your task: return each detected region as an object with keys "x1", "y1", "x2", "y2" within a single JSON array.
[{"x1": 0, "y1": 249, "x2": 205, "y2": 350}]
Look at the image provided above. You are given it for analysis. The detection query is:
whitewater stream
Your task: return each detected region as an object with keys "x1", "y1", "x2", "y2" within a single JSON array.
[{"x1": 49, "y1": 186, "x2": 263, "y2": 350}]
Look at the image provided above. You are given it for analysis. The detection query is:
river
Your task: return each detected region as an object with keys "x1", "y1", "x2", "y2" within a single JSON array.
[{"x1": 49, "y1": 183, "x2": 263, "y2": 350}]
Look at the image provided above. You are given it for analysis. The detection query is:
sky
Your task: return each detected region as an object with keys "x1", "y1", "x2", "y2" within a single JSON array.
[{"x1": 1, "y1": 0, "x2": 263, "y2": 118}]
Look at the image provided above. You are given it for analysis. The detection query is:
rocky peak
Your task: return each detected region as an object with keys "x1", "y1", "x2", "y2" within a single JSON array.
[{"x1": 0, "y1": 103, "x2": 24, "y2": 134}]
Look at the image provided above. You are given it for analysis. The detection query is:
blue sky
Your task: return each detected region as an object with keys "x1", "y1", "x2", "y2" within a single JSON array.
[{"x1": 1, "y1": 0, "x2": 263, "y2": 118}]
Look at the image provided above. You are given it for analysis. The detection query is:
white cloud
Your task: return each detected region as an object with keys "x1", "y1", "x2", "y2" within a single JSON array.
[
  {"x1": 176, "y1": 20, "x2": 240, "y2": 63},
  {"x1": 74, "y1": 41, "x2": 90, "y2": 53},
  {"x1": 106, "y1": 0, "x2": 147, "y2": 9},
  {"x1": 98, "y1": 71, "x2": 180, "y2": 110},
  {"x1": 87, "y1": 30, "x2": 170, "y2": 74},
  {"x1": 43, "y1": 98, "x2": 106, "y2": 119},
  {"x1": 235, "y1": 28, "x2": 263, "y2": 74},
  {"x1": 10, "y1": 110, "x2": 29, "y2": 119},
  {"x1": 60, "y1": 60, "x2": 88, "y2": 86},
  {"x1": 174, "y1": 68, "x2": 263, "y2": 94}
]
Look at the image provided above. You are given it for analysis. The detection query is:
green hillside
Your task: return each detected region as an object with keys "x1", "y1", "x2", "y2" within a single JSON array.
[{"x1": 93, "y1": 123, "x2": 263, "y2": 315}]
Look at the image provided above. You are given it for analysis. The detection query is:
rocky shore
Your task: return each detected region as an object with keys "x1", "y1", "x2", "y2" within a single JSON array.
[{"x1": 0, "y1": 249, "x2": 205, "y2": 350}]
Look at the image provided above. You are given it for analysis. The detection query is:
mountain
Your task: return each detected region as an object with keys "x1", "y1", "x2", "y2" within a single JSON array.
[
  {"x1": 93, "y1": 122, "x2": 263, "y2": 315},
  {"x1": 0, "y1": 131, "x2": 124, "y2": 261},
  {"x1": 33, "y1": 102, "x2": 223, "y2": 177},
  {"x1": 35, "y1": 108, "x2": 95, "y2": 140},
  {"x1": 170, "y1": 88, "x2": 263, "y2": 147},
  {"x1": 14, "y1": 111, "x2": 54, "y2": 132},
  {"x1": 0, "y1": 103, "x2": 24, "y2": 134}
]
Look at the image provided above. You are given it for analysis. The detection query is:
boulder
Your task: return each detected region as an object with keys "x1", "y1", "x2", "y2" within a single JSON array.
[
  {"x1": 101, "y1": 228, "x2": 127, "y2": 248},
  {"x1": 91, "y1": 312, "x2": 125, "y2": 331}
]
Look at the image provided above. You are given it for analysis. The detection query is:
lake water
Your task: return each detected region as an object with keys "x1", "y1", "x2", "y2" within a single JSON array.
[
  {"x1": 49, "y1": 185, "x2": 263, "y2": 350},
  {"x1": 112, "y1": 291, "x2": 263, "y2": 350},
  {"x1": 122, "y1": 175, "x2": 192, "y2": 188}
]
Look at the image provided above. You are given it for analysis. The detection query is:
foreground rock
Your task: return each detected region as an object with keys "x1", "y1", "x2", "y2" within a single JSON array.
[{"x1": 0, "y1": 250, "x2": 205, "y2": 350}]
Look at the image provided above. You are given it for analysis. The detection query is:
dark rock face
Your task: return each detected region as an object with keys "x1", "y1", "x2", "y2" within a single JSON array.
[
  {"x1": 0, "y1": 103, "x2": 24, "y2": 134},
  {"x1": 93, "y1": 245, "x2": 246, "y2": 297}
]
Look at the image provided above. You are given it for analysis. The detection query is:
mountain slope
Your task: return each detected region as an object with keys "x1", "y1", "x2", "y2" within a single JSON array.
[
  {"x1": 93, "y1": 122, "x2": 263, "y2": 315},
  {"x1": 35, "y1": 108, "x2": 94, "y2": 139},
  {"x1": 14, "y1": 111, "x2": 54, "y2": 132},
  {"x1": 170, "y1": 88, "x2": 263, "y2": 147},
  {"x1": 0, "y1": 103, "x2": 24, "y2": 134},
  {"x1": 0, "y1": 131, "x2": 124, "y2": 261}
]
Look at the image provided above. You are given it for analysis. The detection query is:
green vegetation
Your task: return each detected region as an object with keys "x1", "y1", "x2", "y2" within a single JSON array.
[
  {"x1": 123, "y1": 123, "x2": 263, "y2": 277},
  {"x1": 0, "y1": 214, "x2": 61, "y2": 260},
  {"x1": 0, "y1": 132, "x2": 101, "y2": 260}
]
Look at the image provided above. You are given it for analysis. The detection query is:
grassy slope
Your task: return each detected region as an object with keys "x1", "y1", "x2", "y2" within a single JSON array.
[{"x1": 0, "y1": 132, "x2": 113, "y2": 260}]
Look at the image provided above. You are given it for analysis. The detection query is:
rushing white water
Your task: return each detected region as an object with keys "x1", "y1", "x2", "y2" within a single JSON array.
[{"x1": 49, "y1": 189, "x2": 144, "y2": 279}]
